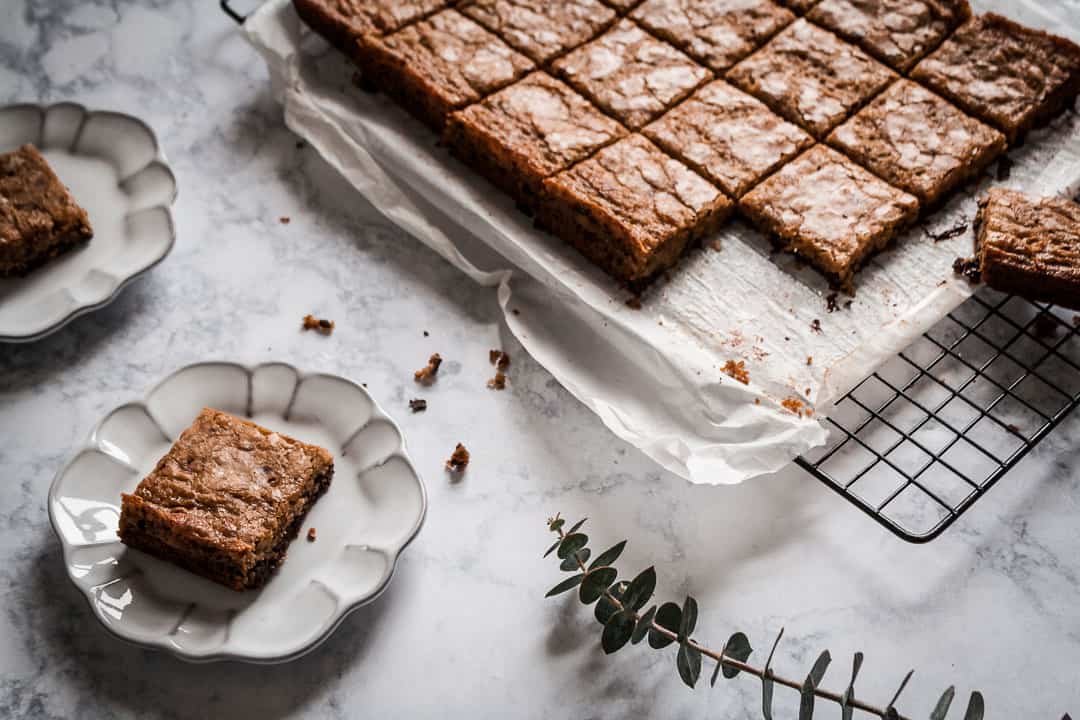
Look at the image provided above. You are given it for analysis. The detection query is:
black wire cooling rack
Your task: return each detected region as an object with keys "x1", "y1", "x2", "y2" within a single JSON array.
[{"x1": 797, "y1": 289, "x2": 1080, "y2": 543}]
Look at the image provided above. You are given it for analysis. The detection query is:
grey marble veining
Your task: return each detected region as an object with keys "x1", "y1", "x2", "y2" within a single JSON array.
[{"x1": 2, "y1": 1, "x2": 1079, "y2": 717}]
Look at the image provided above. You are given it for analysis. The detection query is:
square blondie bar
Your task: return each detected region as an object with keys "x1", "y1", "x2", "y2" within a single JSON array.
[
  {"x1": 0, "y1": 144, "x2": 93, "y2": 277},
  {"x1": 727, "y1": 19, "x2": 896, "y2": 139},
  {"x1": 537, "y1": 134, "x2": 733, "y2": 285},
  {"x1": 827, "y1": 80, "x2": 1005, "y2": 208},
  {"x1": 975, "y1": 188, "x2": 1080, "y2": 309},
  {"x1": 460, "y1": 0, "x2": 616, "y2": 64},
  {"x1": 356, "y1": 9, "x2": 533, "y2": 131},
  {"x1": 911, "y1": 14, "x2": 1080, "y2": 144},
  {"x1": 644, "y1": 80, "x2": 813, "y2": 199},
  {"x1": 739, "y1": 145, "x2": 919, "y2": 285},
  {"x1": 443, "y1": 72, "x2": 626, "y2": 211},
  {"x1": 118, "y1": 408, "x2": 334, "y2": 591},
  {"x1": 552, "y1": 19, "x2": 711, "y2": 130}
]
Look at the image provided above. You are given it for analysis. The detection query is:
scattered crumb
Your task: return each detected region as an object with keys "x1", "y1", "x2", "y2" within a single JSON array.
[
  {"x1": 750, "y1": 345, "x2": 769, "y2": 361},
  {"x1": 409, "y1": 398, "x2": 427, "y2": 413},
  {"x1": 781, "y1": 397, "x2": 812, "y2": 418},
  {"x1": 844, "y1": 300, "x2": 852, "y2": 310},
  {"x1": 1007, "y1": 423, "x2": 1020, "y2": 433},
  {"x1": 810, "y1": 319, "x2": 822, "y2": 334},
  {"x1": 754, "y1": 398, "x2": 761, "y2": 405},
  {"x1": 446, "y1": 443, "x2": 470, "y2": 473},
  {"x1": 997, "y1": 155, "x2": 1013, "y2": 181},
  {"x1": 709, "y1": 238, "x2": 723, "y2": 252},
  {"x1": 279, "y1": 216, "x2": 291, "y2": 225},
  {"x1": 1033, "y1": 314, "x2": 1059, "y2": 338},
  {"x1": 625, "y1": 296, "x2": 642, "y2": 310},
  {"x1": 414, "y1": 353, "x2": 443, "y2": 384},
  {"x1": 722, "y1": 359, "x2": 750, "y2": 385},
  {"x1": 307, "y1": 528, "x2": 317, "y2": 542},
  {"x1": 806, "y1": 356, "x2": 813, "y2": 366},
  {"x1": 302, "y1": 314, "x2": 335, "y2": 335},
  {"x1": 489, "y1": 349, "x2": 511, "y2": 370},
  {"x1": 826, "y1": 293, "x2": 839, "y2": 313},
  {"x1": 952, "y1": 256, "x2": 981, "y2": 283},
  {"x1": 925, "y1": 220, "x2": 967, "y2": 243},
  {"x1": 805, "y1": 387, "x2": 811, "y2": 396},
  {"x1": 423, "y1": 330, "x2": 429, "y2": 337},
  {"x1": 487, "y1": 372, "x2": 507, "y2": 390}
]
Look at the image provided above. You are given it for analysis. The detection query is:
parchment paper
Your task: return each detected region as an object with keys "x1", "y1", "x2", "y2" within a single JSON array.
[{"x1": 243, "y1": 0, "x2": 1080, "y2": 483}]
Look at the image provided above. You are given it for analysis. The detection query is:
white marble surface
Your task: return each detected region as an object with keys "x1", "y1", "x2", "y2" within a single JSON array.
[{"x1": 1, "y1": 1, "x2": 1079, "y2": 718}]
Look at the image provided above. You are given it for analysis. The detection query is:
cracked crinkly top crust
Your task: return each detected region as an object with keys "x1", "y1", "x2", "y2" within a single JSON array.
[
  {"x1": 377, "y1": 10, "x2": 533, "y2": 107},
  {"x1": 546, "y1": 135, "x2": 726, "y2": 256},
  {"x1": 911, "y1": 14, "x2": 1080, "y2": 143},
  {"x1": 776, "y1": 0, "x2": 819, "y2": 12},
  {"x1": 807, "y1": 0, "x2": 970, "y2": 71},
  {"x1": 740, "y1": 145, "x2": 918, "y2": 276},
  {"x1": 979, "y1": 188, "x2": 1080, "y2": 281},
  {"x1": 126, "y1": 408, "x2": 333, "y2": 552},
  {"x1": 644, "y1": 80, "x2": 812, "y2": 198},
  {"x1": 0, "y1": 144, "x2": 91, "y2": 250},
  {"x1": 297, "y1": 0, "x2": 448, "y2": 38},
  {"x1": 451, "y1": 73, "x2": 626, "y2": 177},
  {"x1": 727, "y1": 19, "x2": 896, "y2": 138},
  {"x1": 460, "y1": 0, "x2": 616, "y2": 63},
  {"x1": 553, "y1": 20, "x2": 711, "y2": 130},
  {"x1": 630, "y1": 0, "x2": 794, "y2": 72},
  {"x1": 828, "y1": 80, "x2": 1005, "y2": 205}
]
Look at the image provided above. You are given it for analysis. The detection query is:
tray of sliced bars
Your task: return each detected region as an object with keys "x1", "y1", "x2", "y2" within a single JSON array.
[{"x1": 242, "y1": 0, "x2": 1080, "y2": 484}]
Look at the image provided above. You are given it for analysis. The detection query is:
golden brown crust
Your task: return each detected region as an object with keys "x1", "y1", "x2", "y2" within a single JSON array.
[
  {"x1": 643, "y1": 80, "x2": 813, "y2": 198},
  {"x1": 976, "y1": 188, "x2": 1080, "y2": 309},
  {"x1": 459, "y1": 0, "x2": 616, "y2": 64},
  {"x1": 827, "y1": 80, "x2": 1005, "y2": 208},
  {"x1": 356, "y1": 10, "x2": 534, "y2": 131},
  {"x1": 293, "y1": 0, "x2": 450, "y2": 57},
  {"x1": 0, "y1": 144, "x2": 93, "y2": 277},
  {"x1": 538, "y1": 135, "x2": 733, "y2": 284},
  {"x1": 910, "y1": 14, "x2": 1080, "y2": 144},
  {"x1": 552, "y1": 19, "x2": 711, "y2": 130},
  {"x1": 807, "y1": 0, "x2": 970, "y2": 72},
  {"x1": 118, "y1": 408, "x2": 334, "y2": 591},
  {"x1": 443, "y1": 72, "x2": 626, "y2": 210},
  {"x1": 739, "y1": 145, "x2": 919, "y2": 283},
  {"x1": 726, "y1": 19, "x2": 896, "y2": 139}
]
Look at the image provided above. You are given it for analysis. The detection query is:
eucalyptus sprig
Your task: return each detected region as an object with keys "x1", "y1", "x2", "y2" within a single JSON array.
[{"x1": 543, "y1": 513, "x2": 1072, "y2": 720}]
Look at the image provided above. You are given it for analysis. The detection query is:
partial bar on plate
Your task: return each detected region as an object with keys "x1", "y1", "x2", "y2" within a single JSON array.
[
  {"x1": 356, "y1": 9, "x2": 534, "y2": 131},
  {"x1": 537, "y1": 134, "x2": 733, "y2": 285},
  {"x1": 443, "y1": 72, "x2": 627, "y2": 211},
  {"x1": 459, "y1": 0, "x2": 616, "y2": 64},
  {"x1": 292, "y1": 0, "x2": 450, "y2": 56},
  {"x1": 910, "y1": 13, "x2": 1080, "y2": 144},
  {"x1": 118, "y1": 408, "x2": 334, "y2": 591},
  {"x1": 975, "y1": 187, "x2": 1080, "y2": 310},
  {"x1": 739, "y1": 144, "x2": 919, "y2": 286},
  {"x1": 0, "y1": 144, "x2": 93, "y2": 278}
]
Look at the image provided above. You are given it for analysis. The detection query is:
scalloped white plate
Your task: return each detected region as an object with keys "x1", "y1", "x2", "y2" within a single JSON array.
[
  {"x1": 48, "y1": 362, "x2": 428, "y2": 663},
  {"x1": 0, "y1": 103, "x2": 177, "y2": 343}
]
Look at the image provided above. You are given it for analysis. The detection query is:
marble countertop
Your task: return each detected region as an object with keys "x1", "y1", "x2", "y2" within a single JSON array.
[{"x1": 2, "y1": 1, "x2": 1078, "y2": 718}]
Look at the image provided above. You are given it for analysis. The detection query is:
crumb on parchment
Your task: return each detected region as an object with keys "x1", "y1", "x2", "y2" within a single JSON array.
[{"x1": 722, "y1": 360, "x2": 750, "y2": 385}]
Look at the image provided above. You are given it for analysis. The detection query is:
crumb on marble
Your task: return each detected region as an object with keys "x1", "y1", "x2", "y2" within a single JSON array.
[
  {"x1": 409, "y1": 398, "x2": 427, "y2": 412},
  {"x1": 487, "y1": 372, "x2": 507, "y2": 390},
  {"x1": 810, "y1": 319, "x2": 822, "y2": 334},
  {"x1": 302, "y1": 314, "x2": 335, "y2": 335},
  {"x1": 280, "y1": 216, "x2": 290, "y2": 224},
  {"x1": 446, "y1": 443, "x2": 470, "y2": 473},
  {"x1": 414, "y1": 353, "x2": 443, "y2": 384},
  {"x1": 307, "y1": 528, "x2": 317, "y2": 542}
]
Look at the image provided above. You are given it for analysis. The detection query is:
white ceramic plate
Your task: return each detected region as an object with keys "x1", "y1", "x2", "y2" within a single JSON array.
[
  {"x1": 48, "y1": 362, "x2": 428, "y2": 663},
  {"x1": 0, "y1": 103, "x2": 177, "y2": 342}
]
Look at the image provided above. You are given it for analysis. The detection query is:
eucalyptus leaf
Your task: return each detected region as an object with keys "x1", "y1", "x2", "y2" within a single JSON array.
[
  {"x1": 714, "y1": 632, "x2": 752, "y2": 684},
  {"x1": 545, "y1": 573, "x2": 585, "y2": 597},
  {"x1": 594, "y1": 581, "x2": 629, "y2": 625},
  {"x1": 601, "y1": 609, "x2": 635, "y2": 654},
  {"x1": 885, "y1": 669, "x2": 914, "y2": 718},
  {"x1": 623, "y1": 567, "x2": 656, "y2": 611},
  {"x1": 557, "y1": 533, "x2": 588, "y2": 559},
  {"x1": 561, "y1": 548, "x2": 590, "y2": 571},
  {"x1": 543, "y1": 539, "x2": 561, "y2": 558},
  {"x1": 679, "y1": 596, "x2": 698, "y2": 641},
  {"x1": 929, "y1": 688, "x2": 955, "y2": 720},
  {"x1": 649, "y1": 602, "x2": 681, "y2": 649},
  {"x1": 632, "y1": 606, "x2": 656, "y2": 645},
  {"x1": 798, "y1": 650, "x2": 831, "y2": 720},
  {"x1": 840, "y1": 652, "x2": 863, "y2": 720},
  {"x1": 589, "y1": 540, "x2": 626, "y2": 570},
  {"x1": 566, "y1": 518, "x2": 587, "y2": 534},
  {"x1": 578, "y1": 567, "x2": 617, "y2": 605},
  {"x1": 963, "y1": 692, "x2": 984, "y2": 720},
  {"x1": 677, "y1": 642, "x2": 702, "y2": 689},
  {"x1": 549, "y1": 517, "x2": 565, "y2": 532},
  {"x1": 761, "y1": 676, "x2": 775, "y2": 720}
]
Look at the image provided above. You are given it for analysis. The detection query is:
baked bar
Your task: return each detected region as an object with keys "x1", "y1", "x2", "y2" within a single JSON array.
[
  {"x1": 600, "y1": 0, "x2": 643, "y2": 9},
  {"x1": 552, "y1": 19, "x2": 711, "y2": 130},
  {"x1": 727, "y1": 19, "x2": 896, "y2": 138},
  {"x1": 537, "y1": 134, "x2": 733, "y2": 284},
  {"x1": 459, "y1": 0, "x2": 616, "y2": 64},
  {"x1": 644, "y1": 80, "x2": 813, "y2": 198},
  {"x1": 975, "y1": 187, "x2": 1080, "y2": 309},
  {"x1": 292, "y1": 0, "x2": 448, "y2": 55},
  {"x1": 910, "y1": 14, "x2": 1080, "y2": 144},
  {"x1": 118, "y1": 408, "x2": 335, "y2": 591},
  {"x1": 630, "y1": 0, "x2": 794, "y2": 73},
  {"x1": 827, "y1": 80, "x2": 1005, "y2": 208},
  {"x1": 444, "y1": 72, "x2": 626, "y2": 210},
  {"x1": 775, "y1": 0, "x2": 819, "y2": 14},
  {"x1": 356, "y1": 9, "x2": 533, "y2": 131},
  {"x1": 807, "y1": 0, "x2": 970, "y2": 72},
  {"x1": 0, "y1": 144, "x2": 93, "y2": 277},
  {"x1": 739, "y1": 145, "x2": 919, "y2": 284}
]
